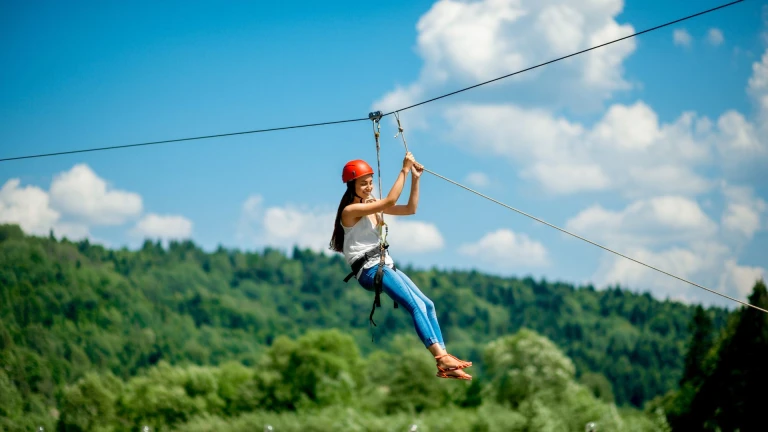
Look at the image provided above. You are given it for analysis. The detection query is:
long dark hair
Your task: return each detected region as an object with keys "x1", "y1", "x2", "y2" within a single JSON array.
[{"x1": 329, "y1": 181, "x2": 357, "y2": 253}]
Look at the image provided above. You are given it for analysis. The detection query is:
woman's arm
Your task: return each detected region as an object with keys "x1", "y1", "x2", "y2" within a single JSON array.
[
  {"x1": 343, "y1": 154, "x2": 414, "y2": 218},
  {"x1": 385, "y1": 164, "x2": 421, "y2": 215}
]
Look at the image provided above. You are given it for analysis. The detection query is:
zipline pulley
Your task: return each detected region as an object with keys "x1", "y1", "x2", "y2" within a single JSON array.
[{"x1": 368, "y1": 111, "x2": 384, "y2": 123}]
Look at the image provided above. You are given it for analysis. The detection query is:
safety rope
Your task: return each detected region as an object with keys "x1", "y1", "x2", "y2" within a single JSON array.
[
  {"x1": 370, "y1": 116, "x2": 388, "y2": 246},
  {"x1": 368, "y1": 111, "x2": 391, "y2": 341},
  {"x1": 394, "y1": 111, "x2": 409, "y2": 153},
  {"x1": 390, "y1": 113, "x2": 767, "y2": 315}
]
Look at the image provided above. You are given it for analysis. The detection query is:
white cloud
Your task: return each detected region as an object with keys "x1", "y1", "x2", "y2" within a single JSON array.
[
  {"x1": 521, "y1": 162, "x2": 610, "y2": 194},
  {"x1": 721, "y1": 183, "x2": 766, "y2": 239},
  {"x1": 599, "y1": 246, "x2": 704, "y2": 290},
  {"x1": 236, "y1": 194, "x2": 267, "y2": 246},
  {"x1": 465, "y1": 172, "x2": 491, "y2": 188},
  {"x1": 0, "y1": 178, "x2": 90, "y2": 240},
  {"x1": 627, "y1": 165, "x2": 712, "y2": 198},
  {"x1": 589, "y1": 102, "x2": 661, "y2": 150},
  {"x1": 53, "y1": 222, "x2": 91, "y2": 240},
  {"x1": 439, "y1": 44, "x2": 768, "y2": 195},
  {"x1": 443, "y1": 103, "x2": 586, "y2": 163},
  {"x1": 582, "y1": 17, "x2": 635, "y2": 96},
  {"x1": 595, "y1": 243, "x2": 765, "y2": 305},
  {"x1": 459, "y1": 228, "x2": 548, "y2": 268},
  {"x1": 414, "y1": 0, "x2": 528, "y2": 83},
  {"x1": 594, "y1": 242, "x2": 721, "y2": 300},
  {"x1": 0, "y1": 179, "x2": 60, "y2": 235},
  {"x1": 715, "y1": 111, "x2": 763, "y2": 152},
  {"x1": 720, "y1": 260, "x2": 766, "y2": 298},
  {"x1": 262, "y1": 205, "x2": 335, "y2": 253},
  {"x1": 673, "y1": 29, "x2": 692, "y2": 47},
  {"x1": 375, "y1": 0, "x2": 637, "y2": 118},
  {"x1": 236, "y1": 195, "x2": 444, "y2": 254},
  {"x1": 384, "y1": 216, "x2": 445, "y2": 253},
  {"x1": 132, "y1": 214, "x2": 193, "y2": 241},
  {"x1": 241, "y1": 195, "x2": 263, "y2": 220},
  {"x1": 49, "y1": 164, "x2": 142, "y2": 225},
  {"x1": 565, "y1": 196, "x2": 718, "y2": 248},
  {"x1": 444, "y1": 101, "x2": 713, "y2": 197},
  {"x1": 443, "y1": 104, "x2": 580, "y2": 188},
  {"x1": 748, "y1": 49, "x2": 768, "y2": 130},
  {"x1": 749, "y1": 50, "x2": 768, "y2": 95},
  {"x1": 707, "y1": 28, "x2": 724, "y2": 47},
  {"x1": 568, "y1": 185, "x2": 766, "y2": 305},
  {"x1": 0, "y1": 164, "x2": 192, "y2": 246}
]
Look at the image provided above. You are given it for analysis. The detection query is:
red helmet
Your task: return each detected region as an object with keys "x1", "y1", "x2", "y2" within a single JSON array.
[{"x1": 342, "y1": 159, "x2": 374, "y2": 183}]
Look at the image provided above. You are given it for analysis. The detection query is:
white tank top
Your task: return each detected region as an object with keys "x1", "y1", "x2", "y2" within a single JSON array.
[{"x1": 341, "y1": 214, "x2": 394, "y2": 278}]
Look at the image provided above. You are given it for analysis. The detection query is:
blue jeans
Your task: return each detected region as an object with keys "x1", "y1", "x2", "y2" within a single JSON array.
[{"x1": 358, "y1": 265, "x2": 446, "y2": 350}]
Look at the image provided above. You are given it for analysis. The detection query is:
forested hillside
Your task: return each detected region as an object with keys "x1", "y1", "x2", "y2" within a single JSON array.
[{"x1": 2, "y1": 223, "x2": 750, "y2": 430}]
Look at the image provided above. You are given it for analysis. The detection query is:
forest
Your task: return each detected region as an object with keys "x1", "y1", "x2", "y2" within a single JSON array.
[{"x1": 1, "y1": 223, "x2": 765, "y2": 431}]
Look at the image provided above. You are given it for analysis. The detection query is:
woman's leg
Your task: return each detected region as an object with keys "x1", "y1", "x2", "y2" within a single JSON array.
[
  {"x1": 394, "y1": 269, "x2": 472, "y2": 372},
  {"x1": 393, "y1": 268, "x2": 445, "y2": 349},
  {"x1": 359, "y1": 266, "x2": 471, "y2": 379},
  {"x1": 359, "y1": 266, "x2": 441, "y2": 349}
]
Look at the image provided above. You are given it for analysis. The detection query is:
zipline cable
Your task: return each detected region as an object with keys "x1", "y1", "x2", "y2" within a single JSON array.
[
  {"x1": 420, "y1": 165, "x2": 768, "y2": 314},
  {"x1": 0, "y1": 118, "x2": 368, "y2": 162},
  {"x1": 0, "y1": 0, "x2": 745, "y2": 163}
]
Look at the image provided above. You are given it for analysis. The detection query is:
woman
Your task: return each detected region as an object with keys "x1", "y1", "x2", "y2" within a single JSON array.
[{"x1": 329, "y1": 152, "x2": 472, "y2": 380}]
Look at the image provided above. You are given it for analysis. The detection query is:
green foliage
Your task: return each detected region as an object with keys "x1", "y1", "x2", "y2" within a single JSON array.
[
  {"x1": 117, "y1": 362, "x2": 227, "y2": 430},
  {"x1": 483, "y1": 329, "x2": 575, "y2": 408},
  {"x1": 381, "y1": 347, "x2": 457, "y2": 414},
  {"x1": 657, "y1": 279, "x2": 768, "y2": 431},
  {"x1": 58, "y1": 372, "x2": 123, "y2": 432},
  {"x1": 579, "y1": 372, "x2": 615, "y2": 404},
  {"x1": 48, "y1": 331, "x2": 660, "y2": 431},
  {"x1": 1, "y1": 223, "x2": 752, "y2": 430},
  {"x1": 257, "y1": 329, "x2": 363, "y2": 411},
  {"x1": 679, "y1": 306, "x2": 714, "y2": 387},
  {"x1": 0, "y1": 369, "x2": 24, "y2": 428}
]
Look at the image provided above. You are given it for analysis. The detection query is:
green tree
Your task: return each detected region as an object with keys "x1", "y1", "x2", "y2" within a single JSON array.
[
  {"x1": 689, "y1": 279, "x2": 768, "y2": 431},
  {"x1": 258, "y1": 329, "x2": 363, "y2": 411},
  {"x1": 57, "y1": 372, "x2": 123, "y2": 432},
  {"x1": 665, "y1": 305, "x2": 714, "y2": 430},
  {"x1": 680, "y1": 305, "x2": 715, "y2": 387},
  {"x1": 482, "y1": 329, "x2": 575, "y2": 408},
  {"x1": 579, "y1": 372, "x2": 615, "y2": 404},
  {"x1": 381, "y1": 348, "x2": 456, "y2": 414},
  {"x1": 0, "y1": 370, "x2": 24, "y2": 429},
  {"x1": 0, "y1": 222, "x2": 735, "y2": 420}
]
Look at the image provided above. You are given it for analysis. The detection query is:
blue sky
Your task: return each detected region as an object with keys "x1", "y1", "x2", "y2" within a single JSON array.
[{"x1": 2, "y1": 0, "x2": 767, "y2": 309}]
